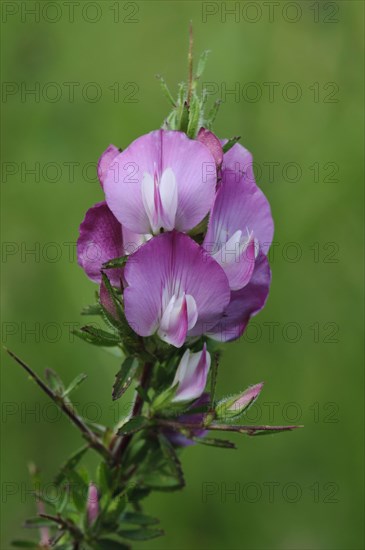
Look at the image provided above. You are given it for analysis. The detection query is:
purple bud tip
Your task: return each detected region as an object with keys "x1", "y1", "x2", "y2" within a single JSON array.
[
  {"x1": 229, "y1": 382, "x2": 264, "y2": 411},
  {"x1": 87, "y1": 482, "x2": 99, "y2": 525},
  {"x1": 197, "y1": 127, "x2": 223, "y2": 168},
  {"x1": 100, "y1": 278, "x2": 119, "y2": 319}
]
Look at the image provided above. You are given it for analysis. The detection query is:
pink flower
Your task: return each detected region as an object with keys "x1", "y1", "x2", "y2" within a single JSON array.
[
  {"x1": 103, "y1": 130, "x2": 217, "y2": 235},
  {"x1": 123, "y1": 231, "x2": 230, "y2": 347}
]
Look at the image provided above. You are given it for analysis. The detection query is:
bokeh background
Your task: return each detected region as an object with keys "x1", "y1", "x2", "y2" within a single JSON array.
[{"x1": 1, "y1": 1, "x2": 364, "y2": 548}]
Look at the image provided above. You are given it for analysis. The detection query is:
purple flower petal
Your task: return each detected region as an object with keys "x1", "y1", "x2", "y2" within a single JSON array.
[
  {"x1": 104, "y1": 130, "x2": 217, "y2": 234},
  {"x1": 221, "y1": 141, "x2": 254, "y2": 185},
  {"x1": 97, "y1": 144, "x2": 119, "y2": 189},
  {"x1": 204, "y1": 172, "x2": 274, "y2": 261},
  {"x1": 172, "y1": 344, "x2": 211, "y2": 403},
  {"x1": 77, "y1": 202, "x2": 123, "y2": 285},
  {"x1": 166, "y1": 393, "x2": 210, "y2": 447},
  {"x1": 208, "y1": 252, "x2": 272, "y2": 342},
  {"x1": 210, "y1": 230, "x2": 257, "y2": 291},
  {"x1": 123, "y1": 232, "x2": 231, "y2": 347},
  {"x1": 230, "y1": 382, "x2": 264, "y2": 411}
]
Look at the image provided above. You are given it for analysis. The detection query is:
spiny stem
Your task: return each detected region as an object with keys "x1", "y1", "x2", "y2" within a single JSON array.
[
  {"x1": 5, "y1": 348, "x2": 112, "y2": 462},
  {"x1": 187, "y1": 21, "x2": 194, "y2": 106}
]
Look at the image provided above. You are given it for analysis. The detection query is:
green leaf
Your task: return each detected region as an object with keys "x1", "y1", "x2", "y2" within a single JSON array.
[
  {"x1": 97, "y1": 538, "x2": 130, "y2": 550},
  {"x1": 210, "y1": 351, "x2": 220, "y2": 409},
  {"x1": 151, "y1": 383, "x2": 178, "y2": 412},
  {"x1": 66, "y1": 470, "x2": 88, "y2": 512},
  {"x1": 11, "y1": 542, "x2": 39, "y2": 548},
  {"x1": 222, "y1": 136, "x2": 241, "y2": 153},
  {"x1": 122, "y1": 512, "x2": 159, "y2": 526},
  {"x1": 187, "y1": 93, "x2": 201, "y2": 138},
  {"x1": 32, "y1": 491, "x2": 56, "y2": 509},
  {"x1": 56, "y1": 486, "x2": 69, "y2": 514},
  {"x1": 118, "y1": 528, "x2": 164, "y2": 541},
  {"x1": 45, "y1": 368, "x2": 64, "y2": 395},
  {"x1": 24, "y1": 517, "x2": 55, "y2": 528},
  {"x1": 100, "y1": 273, "x2": 139, "y2": 348},
  {"x1": 195, "y1": 49, "x2": 210, "y2": 81},
  {"x1": 62, "y1": 373, "x2": 87, "y2": 398},
  {"x1": 157, "y1": 434, "x2": 185, "y2": 488},
  {"x1": 55, "y1": 445, "x2": 89, "y2": 486},
  {"x1": 156, "y1": 74, "x2": 176, "y2": 106},
  {"x1": 123, "y1": 437, "x2": 149, "y2": 467},
  {"x1": 140, "y1": 471, "x2": 182, "y2": 492},
  {"x1": 73, "y1": 326, "x2": 120, "y2": 347},
  {"x1": 249, "y1": 426, "x2": 301, "y2": 436},
  {"x1": 117, "y1": 416, "x2": 149, "y2": 436},
  {"x1": 101, "y1": 494, "x2": 127, "y2": 525},
  {"x1": 81, "y1": 304, "x2": 102, "y2": 316},
  {"x1": 97, "y1": 461, "x2": 113, "y2": 493},
  {"x1": 205, "y1": 99, "x2": 221, "y2": 129},
  {"x1": 102, "y1": 256, "x2": 128, "y2": 269},
  {"x1": 112, "y1": 357, "x2": 139, "y2": 401},
  {"x1": 193, "y1": 437, "x2": 236, "y2": 449}
]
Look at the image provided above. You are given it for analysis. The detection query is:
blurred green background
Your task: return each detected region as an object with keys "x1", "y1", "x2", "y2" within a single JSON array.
[{"x1": 1, "y1": 1, "x2": 364, "y2": 548}]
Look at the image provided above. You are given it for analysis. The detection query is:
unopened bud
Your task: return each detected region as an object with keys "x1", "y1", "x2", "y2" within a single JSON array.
[
  {"x1": 87, "y1": 482, "x2": 99, "y2": 525},
  {"x1": 216, "y1": 382, "x2": 263, "y2": 421}
]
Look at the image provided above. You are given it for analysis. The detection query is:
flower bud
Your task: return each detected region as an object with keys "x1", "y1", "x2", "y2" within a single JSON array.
[
  {"x1": 171, "y1": 344, "x2": 211, "y2": 403},
  {"x1": 216, "y1": 382, "x2": 263, "y2": 421},
  {"x1": 87, "y1": 482, "x2": 99, "y2": 525},
  {"x1": 197, "y1": 127, "x2": 223, "y2": 168},
  {"x1": 100, "y1": 277, "x2": 119, "y2": 320}
]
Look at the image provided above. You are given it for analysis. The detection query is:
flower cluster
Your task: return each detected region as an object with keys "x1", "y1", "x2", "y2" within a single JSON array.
[{"x1": 77, "y1": 127, "x2": 273, "y2": 399}]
